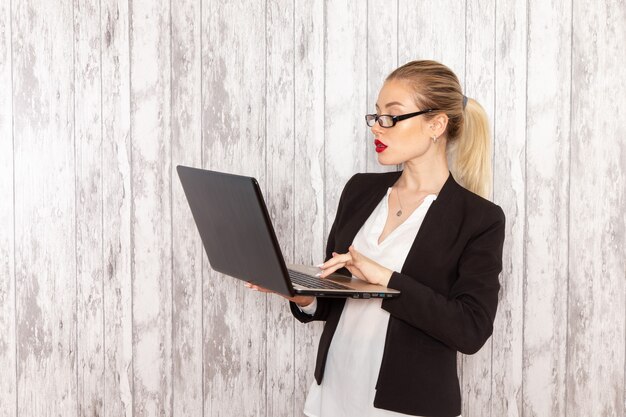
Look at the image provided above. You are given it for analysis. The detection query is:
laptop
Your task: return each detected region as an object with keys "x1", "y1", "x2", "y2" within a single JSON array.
[{"x1": 176, "y1": 165, "x2": 400, "y2": 299}]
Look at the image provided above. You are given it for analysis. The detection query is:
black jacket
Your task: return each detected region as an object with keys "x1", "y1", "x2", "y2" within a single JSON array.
[{"x1": 290, "y1": 171, "x2": 506, "y2": 417}]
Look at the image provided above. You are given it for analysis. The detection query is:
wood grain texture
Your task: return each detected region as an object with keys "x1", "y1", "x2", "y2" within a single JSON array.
[
  {"x1": 293, "y1": 1, "x2": 325, "y2": 415},
  {"x1": 74, "y1": 0, "x2": 104, "y2": 416},
  {"x1": 567, "y1": 0, "x2": 626, "y2": 416},
  {"x1": 266, "y1": 1, "x2": 296, "y2": 416},
  {"x1": 171, "y1": 0, "x2": 203, "y2": 416},
  {"x1": 324, "y1": 0, "x2": 367, "y2": 234},
  {"x1": 202, "y1": 1, "x2": 267, "y2": 415},
  {"x1": 523, "y1": 1, "x2": 571, "y2": 416},
  {"x1": 2, "y1": 1, "x2": 626, "y2": 416},
  {"x1": 491, "y1": 0, "x2": 527, "y2": 416},
  {"x1": 397, "y1": 0, "x2": 466, "y2": 84},
  {"x1": 129, "y1": 0, "x2": 172, "y2": 415},
  {"x1": 461, "y1": 1, "x2": 496, "y2": 415},
  {"x1": 12, "y1": 1, "x2": 77, "y2": 416},
  {"x1": 366, "y1": 0, "x2": 398, "y2": 173},
  {"x1": 0, "y1": 0, "x2": 15, "y2": 414},
  {"x1": 101, "y1": 0, "x2": 133, "y2": 415}
]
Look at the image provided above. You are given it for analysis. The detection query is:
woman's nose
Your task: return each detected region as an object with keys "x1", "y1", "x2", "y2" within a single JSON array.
[{"x1": 370, "y1": 121, "x2": 383, "y2": 136}]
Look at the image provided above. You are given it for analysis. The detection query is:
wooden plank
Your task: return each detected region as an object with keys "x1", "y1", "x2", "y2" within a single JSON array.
[
  {"x1": 293, "y1": 1, "x2": 325, "y2": 415},
  {"x1": 201, "y1": 0, "x2": 267, "y2": 415},
  {"x1": 491, "y1": 0, "x2": 527, "y2": 416},
  {"x1": 129, "y1": 0, "x2": 172, "y2": 416},
  {"x1": 325, "y1": 0, "x2": 367, "y2": 237},
  {"x1": 461, "y1": 1, "x2": 496, "y2": 415},
  {"x1": 74, "y1": 0, "x2": 104, "y2": 416},
  {"x1": 265, "y1": 1, "x2": 296, "y2": 416},
  {"x1": 100, "y1": 0, "x2": 133, "y2": 415},
  {"x1": 171, "y1": 0, "x2": 203, "y2": 416},
  {"x1": 366, "y1": 0, "x2": 399, "y2": 173},
  {"x1": 567, "y1": 1, "x2": 626, "y2": 416},
  {"x1": 523, "y1": 1, "x2": 571, "y2": 416},
  {"x1": 12, "y1": 1, "x2": 77, "y2": 416},
  {"x1": 397, "y1": 0, "x2": 466, "y2": 84},
  {"x1": 0, "y1": 0, "x2": 15, "y2": 414}
]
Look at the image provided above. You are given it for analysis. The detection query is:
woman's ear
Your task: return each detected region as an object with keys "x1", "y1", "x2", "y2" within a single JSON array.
[{"x1": 429, "y1": 113, "x2": 449, "y2": 137}]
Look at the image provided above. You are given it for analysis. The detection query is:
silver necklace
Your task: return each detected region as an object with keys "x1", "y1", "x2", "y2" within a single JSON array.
[
  {"x1": 395, "y1": 187, "x2": 403, "y2": 217},
  {"x1": 395, "y1": 187, "x2": 430, "y2": 217}
]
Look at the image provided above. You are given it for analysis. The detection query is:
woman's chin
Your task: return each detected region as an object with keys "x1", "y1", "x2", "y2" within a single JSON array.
[{"x1": 376, "y1": 154, "x2": 398, "y2": 166}]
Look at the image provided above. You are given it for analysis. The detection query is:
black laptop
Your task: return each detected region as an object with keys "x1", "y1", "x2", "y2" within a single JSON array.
[{"x1": 176, "y1": 165, "x2": 400, "y2": 299}]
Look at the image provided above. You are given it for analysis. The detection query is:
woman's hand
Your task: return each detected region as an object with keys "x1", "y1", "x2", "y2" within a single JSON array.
[
  {"x1": 318, "y1": 245, "x2": 393, "y2": 287},
  {"x1": 244, "y1": 282, "x2": 315, "y2": 308}
]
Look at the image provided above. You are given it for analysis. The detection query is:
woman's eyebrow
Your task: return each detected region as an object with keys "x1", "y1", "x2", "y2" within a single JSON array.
[{"x1": 375, "y1": 101, "x2": 405, "y2": 110}]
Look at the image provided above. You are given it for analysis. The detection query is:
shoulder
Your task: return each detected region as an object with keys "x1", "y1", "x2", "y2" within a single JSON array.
[
  {"x1": 451, "y1": 180, "x2": 505, "y2": 228},
  {"x1": 342, "y1": 171, "x2": 399, "y2": 192},
  {"x1": 435, "y1": 174, "x2": 504, "y2": 232},
  {"x1": 337, "y1": 171, "x2": 397, "y2": 203}
]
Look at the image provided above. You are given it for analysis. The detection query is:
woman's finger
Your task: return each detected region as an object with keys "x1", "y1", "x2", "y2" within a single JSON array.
[
  {"x1": 348, "y1": 245, "x2": 360, "y2": 262},
  {"x1": 318, "y1": 261, "x2": 349, "y2": 278},
  {"x1": 244, "y1": 282, "x2": 274, "y2": 294},
  {"x1": 319, "y1": 252, "x2": 352, "y2": 270},
  {"x1": 244, "y1": 281, "x2": 315, "y2": 307}
]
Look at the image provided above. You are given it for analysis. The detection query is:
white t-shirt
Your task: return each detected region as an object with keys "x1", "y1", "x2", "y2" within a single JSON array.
[{"x1": 300, "y1": 188, "x2": 447, "y2": 417}]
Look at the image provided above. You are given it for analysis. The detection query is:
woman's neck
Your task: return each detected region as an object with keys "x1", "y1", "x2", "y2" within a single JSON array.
[{"x1": 397, "y1": 152, "x2": 450, "y2": 194}]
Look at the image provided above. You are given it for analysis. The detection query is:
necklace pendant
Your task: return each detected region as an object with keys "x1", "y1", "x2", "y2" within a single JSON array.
[{"x1": 396, "y1": 210, "x2": 402, "y2": 217}]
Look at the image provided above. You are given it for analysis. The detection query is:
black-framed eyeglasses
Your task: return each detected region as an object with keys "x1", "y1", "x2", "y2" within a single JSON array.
[{"x1": 365, "y1": 109, "x2": 438, "y2": 128}]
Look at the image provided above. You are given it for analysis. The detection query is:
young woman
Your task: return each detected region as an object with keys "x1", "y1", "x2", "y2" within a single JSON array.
[{"x1": 246, "y1": 60, "x2": 506, "y2": 417}]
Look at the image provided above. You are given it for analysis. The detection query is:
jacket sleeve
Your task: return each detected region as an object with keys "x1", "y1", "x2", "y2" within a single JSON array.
[
  {"x1": 381, "y1": 204, "x2": 506, "y2": 354},
  {"x1": 289, "y1": 174, "x2": 358, "y2": 323}
]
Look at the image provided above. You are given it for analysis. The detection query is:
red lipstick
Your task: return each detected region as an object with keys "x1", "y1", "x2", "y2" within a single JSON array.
[{"x1": 375, "y1": 139, "x2": 387, "y2": 153}]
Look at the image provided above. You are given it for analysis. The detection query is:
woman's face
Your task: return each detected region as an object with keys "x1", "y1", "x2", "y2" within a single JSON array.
[{"x1": 371, "y1": 79, "x2": 435, "y2": 165}]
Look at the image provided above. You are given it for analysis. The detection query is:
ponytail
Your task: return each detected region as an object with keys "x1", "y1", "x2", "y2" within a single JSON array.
[{"x1": 448, "y1": 97, "x2": 492, "y2": 199}]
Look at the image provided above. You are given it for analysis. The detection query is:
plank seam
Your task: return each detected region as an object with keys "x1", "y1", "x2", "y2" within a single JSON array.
[
  {"x1": 128, "y1": 2, "x2": 135, "y2": 414},
  {"x1": 169, "y1": 0, "x2": 174, "y2": 415},
  {"x1": 292, "y1": 2, "x2": 296, "y2": 413},
  {"x1": 490, "y1": 1, "x2": 497, "y2": 415},
  {"x1": 199, "y1": 0, "x2": 205, "y2": 415},
  {"x1": 522, "y1": 0, "x2": 530, "y2": 416},
  {"x1": 564, "y1": 0, "x2": 574, "y2": 412},
  {"x1": 72, "y1": 0, "x2": 79, "y2": 414},
  {"x1": 264, "y1": 1, "x2": 269, "y2": 416},
  {"x1": 396, "y1": 0, "x2": 399, "y2": 68},
  {"x1": 464, "y1": 0, "x2": 467, "y2": 90},
  {"x1": 99, "y1": 0, "x2": 106, "y2": 414},
  {"x1": 11, "y1": 0, "x2": 17, "y2": 413},
  {"x1": 365, "y1": 0, "x2": 368, "y2": 167},
  {"x1": 322, "y1": 0, "x2": 327, "y2": 275}
]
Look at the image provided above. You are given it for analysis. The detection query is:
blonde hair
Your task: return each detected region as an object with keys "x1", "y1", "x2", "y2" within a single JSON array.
[{"x1": 386, "y1": 60, "x2": 493, "y2": 199}]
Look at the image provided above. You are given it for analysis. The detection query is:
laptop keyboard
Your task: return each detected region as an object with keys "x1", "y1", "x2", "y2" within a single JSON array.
[{"x1": 288, "y1": 269, "x2": 352, "y2": 290}]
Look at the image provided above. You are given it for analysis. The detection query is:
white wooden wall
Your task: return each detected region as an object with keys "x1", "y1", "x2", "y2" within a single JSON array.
[{"x1": 0, "y1": 1, "x2": 624, "y2": 416}]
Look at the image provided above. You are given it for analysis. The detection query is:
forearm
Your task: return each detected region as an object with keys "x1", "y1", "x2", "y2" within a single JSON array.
[
  {"x1": 382, "y1": 271, "x2": 499, "y2": 354},
  {"x1": 290, "y1": 297, "x2": 333, "y2": 323}
]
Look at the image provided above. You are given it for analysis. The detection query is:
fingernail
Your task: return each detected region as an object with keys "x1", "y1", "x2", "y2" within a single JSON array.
[
  {"x1": 316, "y1": 263, "x2": 324, "y2": 268},
  {"x1": 315, "y1": 272, "x2": 322, "y2": 277}
]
